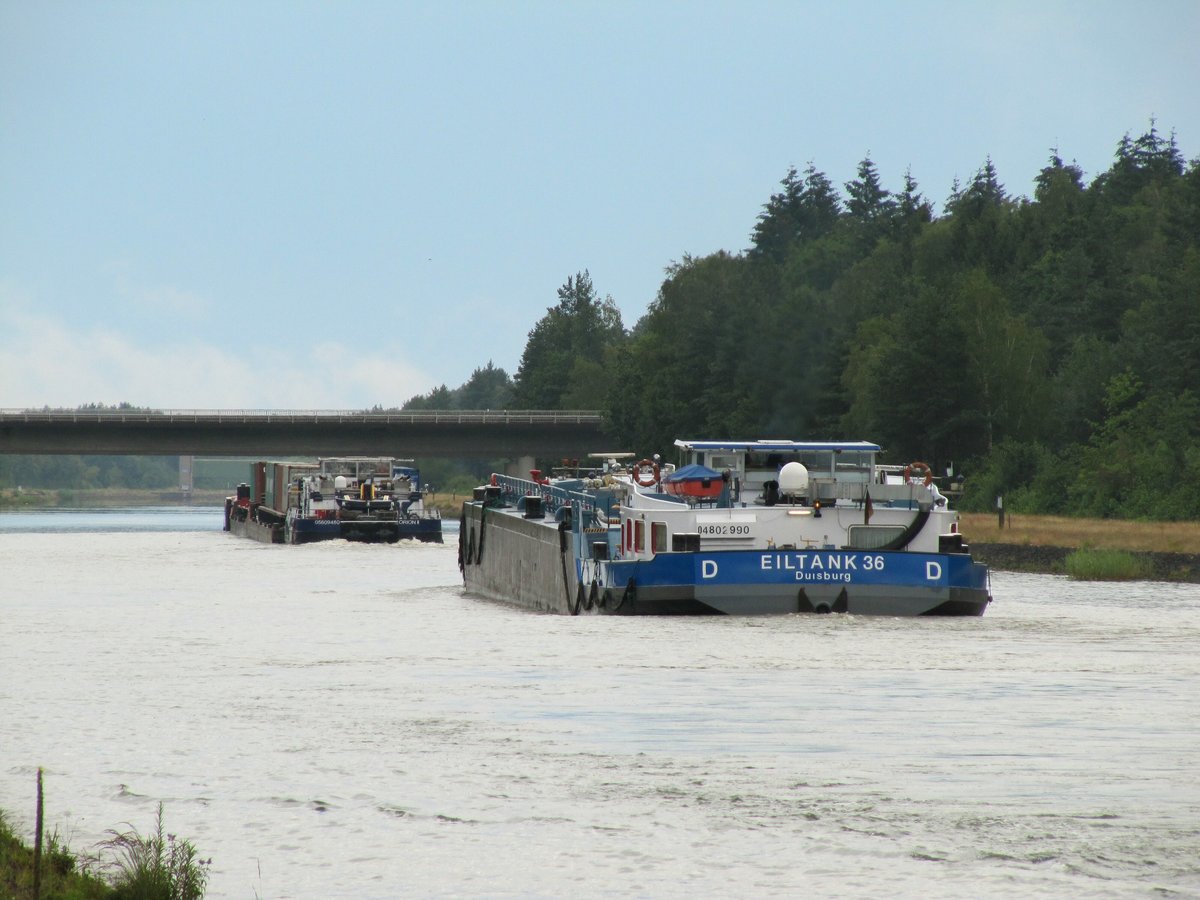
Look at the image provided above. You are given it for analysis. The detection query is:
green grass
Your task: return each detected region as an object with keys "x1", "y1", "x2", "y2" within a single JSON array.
[
  {"x1": 0, "y1": 802, "x2": 209, "y2": 900},
  {"x1": 101, "y1": 803, "x2": 209, "y2": 900},
  {"x1": 0, "y1": 811, "x2": 110, "y2": 900},
  {"x1": 1064, "y1": 547, "x2": 1155, "y2": 581}
]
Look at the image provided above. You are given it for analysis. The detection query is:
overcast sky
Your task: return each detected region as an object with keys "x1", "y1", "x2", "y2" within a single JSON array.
[{"x1": 2, "y1": 1, "x2": 1197, "y2": 410}]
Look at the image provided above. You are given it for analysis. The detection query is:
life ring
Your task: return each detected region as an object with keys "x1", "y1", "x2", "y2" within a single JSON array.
[
  {"x1": 904, "y1": 461, "x2": 934, "y2": 486},
  {"x1": 632, "y1": 458, "x2": 660, "y2": 488}
]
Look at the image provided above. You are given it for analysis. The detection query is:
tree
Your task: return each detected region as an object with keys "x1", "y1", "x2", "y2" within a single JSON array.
[
  {"x1": 512, "y1": 271, "x2": 625, "y2": 410},
  {"x1": 894, "y1": 169, "x2": 933, "y2": 232},
  {"x1": 607, "y1": 252, "x2": 761, "y2": 453},
  {"x1": 951, "y1": 269, "x2": 1051, "y2": 450},
  {"x1": 943, "y1": 158, "x2": 1020, "y2": 278},
  {"x1": 844, "y1": 156, "x2": 896, "y2": 251},
  {"x1": 1068, "y1": 371, "x2": 1200, "y2": 519},
  {"x1": 402, "y1": 384, "x2": 453, "y2": 410},
  {"x1": 456, "y1": 361, "x2": 514, "y2": 409},
  {"x1": 749, "y1": 164, "x2": 842, "y2": 262},
  {"x1": 1093, "y1": 121, "x2": 1186, "y2": 206}
]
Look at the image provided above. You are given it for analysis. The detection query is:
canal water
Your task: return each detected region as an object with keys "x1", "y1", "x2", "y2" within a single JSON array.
[{"x1": 1, "y1": 508, "x2": 1198, "y2": 898}]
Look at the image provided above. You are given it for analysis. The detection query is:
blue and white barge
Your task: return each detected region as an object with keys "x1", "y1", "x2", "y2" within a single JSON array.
[{"x1": 460, "y1": 440, "x2": 990, "y2": 616}]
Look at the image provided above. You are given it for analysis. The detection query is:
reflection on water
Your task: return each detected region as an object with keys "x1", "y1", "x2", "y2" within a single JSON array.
[{"x1": 1, "y1": 509, "x2": 1198, "y2": 898}]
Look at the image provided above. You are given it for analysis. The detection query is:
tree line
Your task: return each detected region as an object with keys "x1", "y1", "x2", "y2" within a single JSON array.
[
  {"x1": 406, "y1": 123, "x2": 1200, "y2": 520},
  {"x1": 6, "y1": 124, "x2": 1196, "y2": 519}
]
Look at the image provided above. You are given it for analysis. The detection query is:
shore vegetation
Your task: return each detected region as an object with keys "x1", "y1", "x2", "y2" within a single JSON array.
[
  {"x1": 1063, "y1": 547, "x2": 1154, "y2": 581},
  {"x1": 958, "y1": 512, "x2": 1200, "y2": 554},
  {"x1": 0, "y1": 780, "x2": 208, "y2": 900}
]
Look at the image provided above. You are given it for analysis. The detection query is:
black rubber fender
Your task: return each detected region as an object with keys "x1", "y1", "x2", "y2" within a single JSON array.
[
  {"x1": 457, "y1": 512, "x2": 466, "y2": 572},
  {"x1": 608, "y1": 577, "x2": 635, "y2": 614},
  {"x1": 572, "y1": 582, "x2": 585, "y2": 616}
]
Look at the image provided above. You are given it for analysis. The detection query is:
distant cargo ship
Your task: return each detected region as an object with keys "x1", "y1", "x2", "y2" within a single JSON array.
[{"x1": 225, "y1": 457, "x2": 442, "y2": 544}]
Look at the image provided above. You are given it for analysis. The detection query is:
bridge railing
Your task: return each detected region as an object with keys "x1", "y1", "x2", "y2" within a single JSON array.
[{"x1": 0, "y1": 409, "x2": 603, "y2": 424}]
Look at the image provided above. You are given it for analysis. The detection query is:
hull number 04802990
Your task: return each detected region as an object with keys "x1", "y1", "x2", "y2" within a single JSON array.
[{"x1": 697, "y1": 523, "x2": 752, "y2": 536}]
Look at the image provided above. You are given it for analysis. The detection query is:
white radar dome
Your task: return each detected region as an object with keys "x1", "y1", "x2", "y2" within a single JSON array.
[
  {"x1": 334, "y1": 475, "x2": 348, "y2": 490},
  {"x1": 778, "y1": 461, "x2": 809, "y2": 495}
]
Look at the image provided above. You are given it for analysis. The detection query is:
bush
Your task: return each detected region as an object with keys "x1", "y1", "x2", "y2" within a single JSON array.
[
  {"x1": 102, "y1": 804, "x2": 209, "y2": 900},
  {"x1": 1064, "y1": 547, "x2": 1154, "y2": 581},
  {"x1": 957, "y1": 440, "x2": 1069, "y2": 514}
]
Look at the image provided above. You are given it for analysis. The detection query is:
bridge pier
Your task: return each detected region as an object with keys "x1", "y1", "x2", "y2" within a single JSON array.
[{"x1": 507, "y1": 455, "x2": 537, "y2": 478}]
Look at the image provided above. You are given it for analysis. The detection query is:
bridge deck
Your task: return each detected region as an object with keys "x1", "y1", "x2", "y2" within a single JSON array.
[{"x1": 0, "y1": 409, "x2": 608, "y2": 457}]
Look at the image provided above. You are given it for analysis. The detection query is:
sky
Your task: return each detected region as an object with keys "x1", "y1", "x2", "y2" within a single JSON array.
[{"x1": 2, "y1": 1, "x2": 1198, "y2": 410}]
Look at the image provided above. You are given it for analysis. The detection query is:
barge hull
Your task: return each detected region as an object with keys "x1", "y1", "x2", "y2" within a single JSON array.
[
  {"x1": 224, "y1": 503, "x2": 283, "y2": 544},
  {"x1": 461, "y1": 503, "x2": 989, "y2": 617},
  {"x1": 460, "y1": 503, "x2": 579, "y2": 614}
]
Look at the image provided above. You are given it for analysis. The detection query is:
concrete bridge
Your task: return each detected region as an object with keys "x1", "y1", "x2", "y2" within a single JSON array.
[{"x1": 0, "y1": 409, "x2": 610, "y2": 459}]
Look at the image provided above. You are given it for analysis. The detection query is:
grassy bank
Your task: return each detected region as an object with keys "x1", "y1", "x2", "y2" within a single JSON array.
[
  {"x1": 960, "y1": 512, "x2": 1200, "y2": 581},
  {"x1": 959, "y1": 512, "x2": 1200, "y2": 554},
  {"x1": 0, "y1": 810, "x2": 110, "y2": 899},
  {"x1": 1, "y1": 777, "x2": 208, "y2": 900}
]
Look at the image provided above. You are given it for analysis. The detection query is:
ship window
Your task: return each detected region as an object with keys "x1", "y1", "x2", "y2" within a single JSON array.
[
  {"x1": 635, "y1": 519, "x2": 645, "y2": 552},
  {"x1": 708, "y1": 454, "x2": 738, "y2": 472},
  {"x1": 846, "y1": 524, "x2": 907, "y2": 550},
  {"x1": 651, "y1": 522, "x2": 667, "y2": 553}
]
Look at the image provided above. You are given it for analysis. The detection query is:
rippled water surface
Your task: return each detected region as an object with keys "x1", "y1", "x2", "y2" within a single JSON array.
[{"x1": 2, "y1": 508, "x2": 1198, "y2": 898}]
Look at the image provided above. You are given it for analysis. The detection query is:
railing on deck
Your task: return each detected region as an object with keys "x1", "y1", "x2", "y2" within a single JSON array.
[{"x1": 490, "y1": 473, "x2": 625, "y2": 527}]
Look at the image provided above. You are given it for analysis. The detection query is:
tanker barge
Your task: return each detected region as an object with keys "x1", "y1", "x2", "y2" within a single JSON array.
[{"x1": 460, "y1": 439, "x2": 991, "y2": 616}]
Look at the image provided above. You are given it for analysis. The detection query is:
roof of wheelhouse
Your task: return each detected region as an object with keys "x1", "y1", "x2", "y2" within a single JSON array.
[{"x1": 674, "y1": 440, "x2": 882, "y2": 453}]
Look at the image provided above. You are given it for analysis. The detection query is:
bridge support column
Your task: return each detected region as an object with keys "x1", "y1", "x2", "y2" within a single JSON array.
[
  {"x1": 507, "y1": 455, "x2": 536, "y2": 478},
  {"x1": 178, "y1": 455, "x2": 193, "y2": 493}
]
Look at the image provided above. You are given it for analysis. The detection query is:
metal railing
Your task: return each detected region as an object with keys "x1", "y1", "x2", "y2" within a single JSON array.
[
  {"x1": 0, "y1": 408, "x2": 603, "y2": 425},
  {"x1": 490, "y1": 473, "x2": 626, "y2": 529}
]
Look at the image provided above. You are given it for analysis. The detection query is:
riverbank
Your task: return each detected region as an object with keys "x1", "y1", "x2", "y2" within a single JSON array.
[
  {"x1": 0, "y1": 487, "x2": 231, "y2": 508},
  {"x1": 960, "y1": 512, "x2": 1200, "y2": 582},
  {"x1": 3, "y1": 492, "x2": 1197, "y2": 580}
]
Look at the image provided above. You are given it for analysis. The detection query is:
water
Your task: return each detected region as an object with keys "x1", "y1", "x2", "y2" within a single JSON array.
[{"x1": 2, "y1": 508, "x2": 1198, "y2": 898}]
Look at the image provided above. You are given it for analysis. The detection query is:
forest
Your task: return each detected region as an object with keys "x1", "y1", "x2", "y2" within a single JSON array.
[
  {"x1": 5, "y1": 124, "x2": 1197, "y2": 521},
  {"x1": 407, "y1": 123, "x2": 1200, "y2": 520}
]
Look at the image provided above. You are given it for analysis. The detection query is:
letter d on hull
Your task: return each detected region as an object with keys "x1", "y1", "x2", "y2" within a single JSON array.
[
  {"x1": 926, "y1": 561, "x2": 943, "y2": 581},
  {"x1": 701, "y1": 559, "x2": 719, "y2": 579}
]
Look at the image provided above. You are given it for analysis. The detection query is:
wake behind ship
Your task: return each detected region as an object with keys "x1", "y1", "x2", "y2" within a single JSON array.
[{"x1": 460, "y1": 439, "x2": 991, "y2": 616}]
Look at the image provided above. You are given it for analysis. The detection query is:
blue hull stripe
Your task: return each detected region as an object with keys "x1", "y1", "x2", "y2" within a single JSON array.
[{"x1": 607, "y1": 550, "x2": 987, "y2": 590}]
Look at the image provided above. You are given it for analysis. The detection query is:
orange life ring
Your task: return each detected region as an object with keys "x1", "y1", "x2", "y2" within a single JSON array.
[
  {"x1": 904, "y1": 461, "x2": 934, "y2": 486},
  {"x1": 632, "y1": 458, "x2": 660, "y2": 488}
]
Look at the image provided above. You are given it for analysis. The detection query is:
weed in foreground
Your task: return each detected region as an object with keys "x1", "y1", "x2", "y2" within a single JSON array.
[{"x1": 101, "y1": 803, "x2": 209, "y2": 900}]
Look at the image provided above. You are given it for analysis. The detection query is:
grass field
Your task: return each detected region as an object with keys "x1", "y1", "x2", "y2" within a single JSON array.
[{"x1": 960, "y1": 512, "x2": 1200, "y2": 554}]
